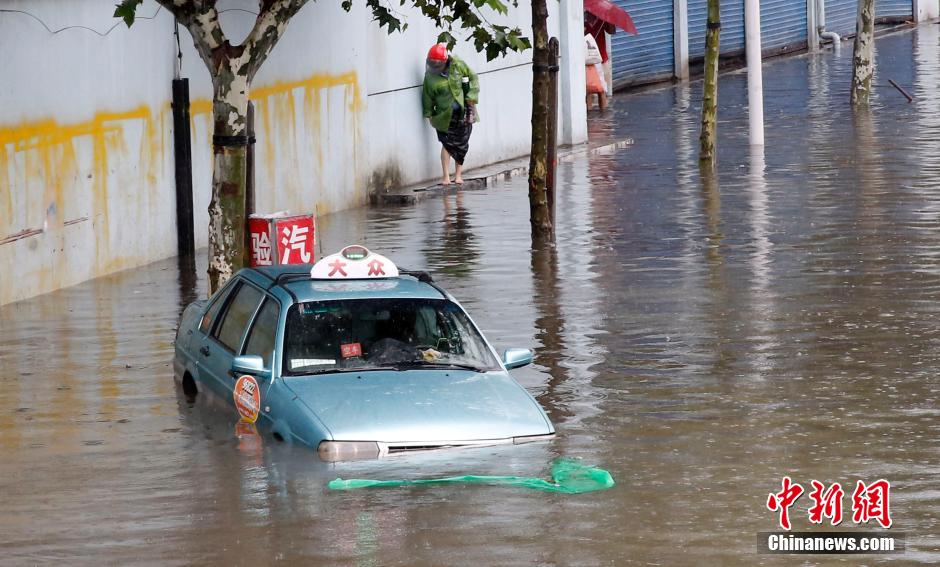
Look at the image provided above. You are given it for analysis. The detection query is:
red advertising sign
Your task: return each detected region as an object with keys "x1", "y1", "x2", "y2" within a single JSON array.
[
  {"x1": 248, "y1": 218, "x2": 274, "y2": 267},
  {"x1": 276, "y1": 216, "x2": 315, "y2": 265},
  {"x1": 248, "y1": 213, "x2": 317, "y2": 267},
  {"x1": 233, "y1": 375, "x2": 261, "y2": 424}
]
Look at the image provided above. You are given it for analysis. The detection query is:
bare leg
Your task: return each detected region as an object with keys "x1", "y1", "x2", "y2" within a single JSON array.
[
  {"x1": 440, "y1": 146, "x2": 451, "y2": 185},
  {"x1": 599, "y1": 92, "x2": 608, "y2": 111},
  {"x1": 586, "y1": 93, "x2": 593, "y2": 110},
  {"x1": 454, "y1": 161, "x2": 463, "y2": 185}
]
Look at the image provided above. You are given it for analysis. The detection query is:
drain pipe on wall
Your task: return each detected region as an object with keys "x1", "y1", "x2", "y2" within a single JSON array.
[{"x1": 816, "y1": 0, "x2": 842, "y2": 47}]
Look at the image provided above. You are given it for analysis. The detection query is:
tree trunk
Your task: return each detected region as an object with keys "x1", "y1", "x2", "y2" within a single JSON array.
[
  {"x1": 528, "y1": 0, "x2": 553, "y2": 240},
  {"x1": 156, "y1": 0, "x2": 307, "y2": 294},
  {"x1": 850, "y1": 0, "x2": 875, "y2": 106},
  {"x1": 207, "y1": 56, "x2": 251, "y2": 293},
  {"x1": 699, "y1": 0, "x2": 721, "y2": 166}
]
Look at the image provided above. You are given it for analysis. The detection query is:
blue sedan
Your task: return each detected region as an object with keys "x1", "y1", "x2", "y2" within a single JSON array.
[{"x1": 174, "y1": 245, "x2": 555, "y2": 461}]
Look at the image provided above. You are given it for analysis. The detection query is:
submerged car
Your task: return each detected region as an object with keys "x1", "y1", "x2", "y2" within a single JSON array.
[{"x1": 174, "y1": 245, "x2": 554, "y2": 461}]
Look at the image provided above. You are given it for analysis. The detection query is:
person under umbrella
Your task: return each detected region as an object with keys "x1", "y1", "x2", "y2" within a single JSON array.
[{"x1": 422, "y1": 43, "x2": 479, "y2": 186}]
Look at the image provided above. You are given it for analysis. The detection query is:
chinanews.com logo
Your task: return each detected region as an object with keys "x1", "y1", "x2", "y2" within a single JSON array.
[{"x1": 758, "y1": 476, "x2": 905, "y2": 555}]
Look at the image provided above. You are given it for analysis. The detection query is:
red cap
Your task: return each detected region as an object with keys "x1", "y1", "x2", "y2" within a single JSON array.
[{"x1": 427, "y1": 43, "x2": 448, "y2": 62}]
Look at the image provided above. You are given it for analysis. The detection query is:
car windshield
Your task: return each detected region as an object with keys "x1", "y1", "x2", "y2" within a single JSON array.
[{"x1": 283, "y1": 298, "x2": 500, "y2": 375}]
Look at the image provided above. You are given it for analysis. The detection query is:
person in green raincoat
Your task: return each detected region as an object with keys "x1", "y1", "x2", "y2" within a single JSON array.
[{"x1": 422, "y1": 43, "x2": 479, "y2": 186}]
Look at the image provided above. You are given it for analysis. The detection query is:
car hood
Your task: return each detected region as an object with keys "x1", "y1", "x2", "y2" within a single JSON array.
[{"x1": 283, "y1": 370, "x2": 553, "y2": 443}]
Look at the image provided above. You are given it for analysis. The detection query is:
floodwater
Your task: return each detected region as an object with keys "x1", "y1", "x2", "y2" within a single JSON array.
[{"x1": 3, "y1": 26, "x2": 940, "y2": 566}]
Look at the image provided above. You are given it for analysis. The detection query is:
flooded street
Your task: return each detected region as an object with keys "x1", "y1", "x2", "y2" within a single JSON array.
[{"x1": 5, "y1": 26, "x2": 940, "y2": 565}]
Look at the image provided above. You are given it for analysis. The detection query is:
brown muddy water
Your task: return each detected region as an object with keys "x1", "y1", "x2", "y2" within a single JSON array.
[{"x1": 3, "y1": 26, "x2": 940, "y2": 566}]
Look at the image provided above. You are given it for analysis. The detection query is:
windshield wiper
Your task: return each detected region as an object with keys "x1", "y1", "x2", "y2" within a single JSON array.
[{"x1": 393, "y1": 361, "x2": 490, "y2": 372}]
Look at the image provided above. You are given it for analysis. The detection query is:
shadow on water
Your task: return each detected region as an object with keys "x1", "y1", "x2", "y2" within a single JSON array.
[{"x1": 4, "y1": 25, "x2": 940, "y2": 565}]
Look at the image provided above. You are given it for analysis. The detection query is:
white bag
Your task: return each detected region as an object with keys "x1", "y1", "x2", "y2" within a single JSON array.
[{"x1": 584, "y1": 33, "x2": 603, "y2": 65}]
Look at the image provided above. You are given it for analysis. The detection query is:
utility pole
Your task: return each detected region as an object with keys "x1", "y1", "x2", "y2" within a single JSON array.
[
  {"x1": 851, "y1": 0, "x2": 875, "y2": 105},
  {"x1": 745, "y1": 0, "x2": 764, "y2": 146},
  {"x1": 699, "y1": 0, "x2": 721, "y2": 166}
]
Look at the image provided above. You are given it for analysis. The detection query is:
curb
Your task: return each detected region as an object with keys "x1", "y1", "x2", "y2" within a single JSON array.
[{"x1": 370, "y1": 137, "x2": 634, "y2": 207}]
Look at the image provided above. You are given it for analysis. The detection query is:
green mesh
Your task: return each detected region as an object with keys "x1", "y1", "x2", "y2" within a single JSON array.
[{"x1": 328, "y1": 458, "x2": 615, "y2": 494}]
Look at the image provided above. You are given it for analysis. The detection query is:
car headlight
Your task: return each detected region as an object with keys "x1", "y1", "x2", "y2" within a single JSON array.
[{"x1": 318, "y1": 441, "x2": 381, "y2": 461}]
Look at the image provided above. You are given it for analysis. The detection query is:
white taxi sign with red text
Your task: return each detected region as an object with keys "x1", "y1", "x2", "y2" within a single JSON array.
[{"x1": 310, "y1": 245, "x2": 399, "y2": 279}]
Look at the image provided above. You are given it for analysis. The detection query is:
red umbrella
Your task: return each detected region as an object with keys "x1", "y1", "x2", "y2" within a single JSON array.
[{"x1": 584, "y1": 0, "x2": 638, "y2": 35}]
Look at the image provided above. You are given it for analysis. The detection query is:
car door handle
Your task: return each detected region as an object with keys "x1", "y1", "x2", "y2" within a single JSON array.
[{"x1": 199, "y1": 346, "x2": 210, "y2": 357}]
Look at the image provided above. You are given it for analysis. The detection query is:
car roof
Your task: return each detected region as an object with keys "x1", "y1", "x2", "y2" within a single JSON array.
[{"x1": 247, "y1": 265, "x2": 447, "y2": 303}]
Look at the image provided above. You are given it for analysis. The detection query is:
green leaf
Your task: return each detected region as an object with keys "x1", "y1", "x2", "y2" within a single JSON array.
[
  {"x1": 113, "y1": 0, "x2": 143, "y2": 27},
  {"x1": 341, "y1": 0, "x2": 353, "y2": 11},
  {"x1": 436, "y1": 31, "x2": 457, "y2": 49},
  {"x1": 367, "y1": 0, "x2": 405, "y2": 34},
  {"x1": 483, "y1": 0, "x2": 509, "y2": 15},
  {"x1": 485, "y1": 42, "x2": 501, "y2": 61}
]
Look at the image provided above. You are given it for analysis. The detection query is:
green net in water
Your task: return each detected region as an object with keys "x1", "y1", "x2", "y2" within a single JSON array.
[{"x1": 328, "y1": 458, "x2": 615, "y2": 494}]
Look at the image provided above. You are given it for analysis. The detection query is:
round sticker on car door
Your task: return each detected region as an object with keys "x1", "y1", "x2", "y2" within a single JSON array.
[{"x1": 233, "y1": 375, "x2": 261, "y2": 423}]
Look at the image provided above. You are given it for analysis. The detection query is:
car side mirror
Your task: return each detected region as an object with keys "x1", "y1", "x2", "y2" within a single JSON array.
[
  {"x1": 232, "y1": 354, "x2": 267, "y2": 376},
  {"x1": 503, "y1": 348, "x2": 534, "y2": 370}
]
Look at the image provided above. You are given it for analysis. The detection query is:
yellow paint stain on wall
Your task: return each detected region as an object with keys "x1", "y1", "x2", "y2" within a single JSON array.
[
  {"x1": 1, "y1": 70, "x2": 361, "y2": 305},
  {"x1": 188, "y1": 72, "x2": 361, "y2": 213}
]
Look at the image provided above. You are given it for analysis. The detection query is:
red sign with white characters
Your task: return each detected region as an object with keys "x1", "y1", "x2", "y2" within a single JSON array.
[
  {"x1": 249, "y1": 213, "x2": 316, "y2": 267},
  {"x1": 248, "y1": 218, "x2": 274, "y2": 267},
  {"x1": 276, "y1": 217, "x2": 315, "y2": 264},
  {"x1": 341, "y1": 343, "x2": 363, "y2": 358}
]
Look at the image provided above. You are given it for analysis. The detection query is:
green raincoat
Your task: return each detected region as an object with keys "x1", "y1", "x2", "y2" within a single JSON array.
[{"x1": 422, "y1": 56, "x2": 480, "y2": 132}]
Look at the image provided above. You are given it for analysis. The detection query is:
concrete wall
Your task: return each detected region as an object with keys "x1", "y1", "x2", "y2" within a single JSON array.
[
  {"x1": 0, "y1": 1, "x2": 178, "y2": 306},
  {"x1": 913, "y1": 0, "x2": 940, "y2": 21},
  {"x1": 0, "y1": 0, "x2": 586, "y2": 306}
]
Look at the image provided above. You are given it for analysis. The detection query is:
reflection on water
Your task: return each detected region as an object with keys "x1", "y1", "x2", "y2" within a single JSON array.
[{"x1": 3, "y1": 26, "x2": 940, "y2": 565}]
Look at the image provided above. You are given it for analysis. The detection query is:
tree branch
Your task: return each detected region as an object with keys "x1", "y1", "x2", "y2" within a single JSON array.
[
  {"x1": 154, "y1": 0, "x2": 228, "y2": 74},
  {"x1": 242, "y1": 0, "x2": 311, "y2": 81}
]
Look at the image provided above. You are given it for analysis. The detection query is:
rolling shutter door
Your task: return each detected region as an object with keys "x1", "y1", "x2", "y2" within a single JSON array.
[
  {"x1": 759, "y1": 0, "x2": 807, "y2": 55},
  {"x1": 688, "y1": 0, "x2": 745, "y2": 60},
  {"x1": 877, "y1": 0, "x2": 911, "y2": 20},
  {"x1": 824, "y1": 0, "x2": 857, "y2": 38},
  {"x1": 610, "y1": 0, "x2": 675, "y2": 87}
]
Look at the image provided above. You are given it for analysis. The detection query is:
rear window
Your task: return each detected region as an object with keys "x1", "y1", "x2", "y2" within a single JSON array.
[
  {"x1": 214, "y1": 284, "x2": 264, "y2": 351},
  {"x1": 199, "y1": 283, "x2": 235, "y2": 333}
]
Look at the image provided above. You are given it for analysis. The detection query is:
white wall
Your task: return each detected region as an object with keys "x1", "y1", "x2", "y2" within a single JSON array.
[
  {"x1": 0, "y1": 0, "x2": 584, "y2": 306},
  {"x1": 0, "y1": 0, "x2": 178, "y2": 305},
  {"x1": 914, "y1": 0, "x2": 940, "y2": 21}
]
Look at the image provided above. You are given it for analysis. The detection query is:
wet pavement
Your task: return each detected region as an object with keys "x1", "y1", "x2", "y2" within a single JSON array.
[{"x1": 4, "y1": 25, "x2": 940, "y2": 566}]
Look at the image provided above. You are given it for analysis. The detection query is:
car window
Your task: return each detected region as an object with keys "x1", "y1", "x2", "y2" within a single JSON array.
[
  {"x1": 243, "y1": 298, "x2": 280, "y2": 368},
  {"x1": 283, "y1": 298, "x2": 499, "y2": 375},
  {"x1": 214, "y1": 284, "x2": 264, "y2": 352},
  {"x1": 199, "y1": 281, "x2": 236, "y2": 333}
]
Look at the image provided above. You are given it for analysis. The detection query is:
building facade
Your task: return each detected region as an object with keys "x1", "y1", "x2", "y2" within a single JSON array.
[{"x1": 610, "y1": 0, "x2": 939, "y2": 88}]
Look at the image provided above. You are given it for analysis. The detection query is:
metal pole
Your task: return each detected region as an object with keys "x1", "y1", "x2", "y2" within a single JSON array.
[
  {"x1": 745, "y1": 0, "x2": 765, "y2": 146},
  {"x1": 246, "y1": 102, "x2": 256, "y2": 217},
  {"x1": 546, "y1": 37, "x2": 560, "y2": 228},
  {"x1": 244, "y1": 101, "x2": 256, "y2": 267},
  {"x1": 171, "y1": 78, "x2": 195, "y2": 259}
]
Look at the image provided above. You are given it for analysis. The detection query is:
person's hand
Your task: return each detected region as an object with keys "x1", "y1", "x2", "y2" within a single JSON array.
[{"x1": 464, "y1": 102, "x2": 476, "y2": 124}]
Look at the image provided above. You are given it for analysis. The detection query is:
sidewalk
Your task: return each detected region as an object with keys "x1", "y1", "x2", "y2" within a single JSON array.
[{"x1": 370, "y1": 133, "x2": 633, "y2": 206}]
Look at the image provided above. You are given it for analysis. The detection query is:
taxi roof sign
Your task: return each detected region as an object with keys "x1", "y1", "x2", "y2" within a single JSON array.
[{"x1": 310, "y1": 245, "x2": 399, "y2": 280}]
